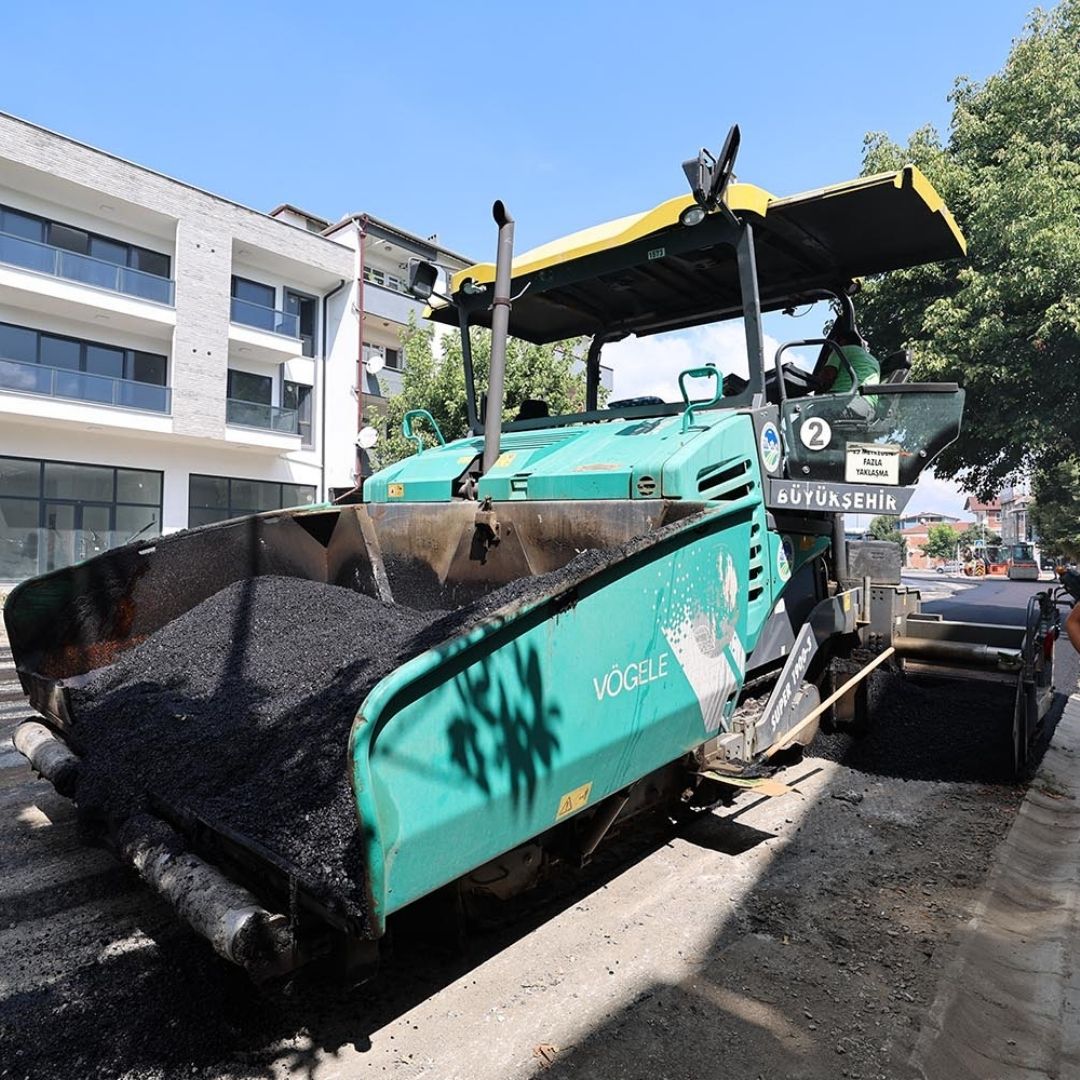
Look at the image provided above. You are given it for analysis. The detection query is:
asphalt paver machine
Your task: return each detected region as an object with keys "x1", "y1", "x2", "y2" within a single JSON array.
[{"x1": 6, "y1": 128, "x2": 1057, "y2": 979}]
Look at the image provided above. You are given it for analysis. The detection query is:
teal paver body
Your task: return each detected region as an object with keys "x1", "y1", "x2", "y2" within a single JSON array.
[{"x1": 352, "y1": 407, "x2": 826, "y2": 932}]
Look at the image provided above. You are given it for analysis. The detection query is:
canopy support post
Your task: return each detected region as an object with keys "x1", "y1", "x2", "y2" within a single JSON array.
[
  {"x1": 459, "y1": 304, "x2": 479, "y2": 435},
  {"x1": 585, "y1": 335, "x2": 605, "y2": 412},
  {"x1": 735, "y1": 223, "x2": 766, "y2": 407}
]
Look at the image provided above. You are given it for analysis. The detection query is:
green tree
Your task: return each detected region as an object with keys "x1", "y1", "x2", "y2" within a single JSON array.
[
  {"x1": 855, "y1": 2, "x2": 1080, "y2": 499},
  {"x1": 923, "y1": 522, "x2": 959, "y2": 561},
  {"x1": 959, "y1": 521, "x2": 1002, "y2": 546},
  {"x1": 377, "y1": 317, "x2": 594, "y2": 467},
  {"x1": 868, "y1": 515, "x2": 907, "y2": 559},
  {"x1": 1032, "y1": 460, "x2": 1080, "y2": 558}
]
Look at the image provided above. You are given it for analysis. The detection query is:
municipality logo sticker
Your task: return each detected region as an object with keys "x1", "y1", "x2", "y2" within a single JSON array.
[
  {"x1": 760, "y1": 422, "x2": 781, "y2": 473},
  {"x1": 777, "y1": 535, "x2": 794, "y2": 582}
]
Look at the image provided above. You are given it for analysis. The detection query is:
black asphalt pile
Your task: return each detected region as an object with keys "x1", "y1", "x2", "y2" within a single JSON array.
[
  {"x1": 64, "y1": 545, "x2": 629, "y2": 928},
  {"x1": 69, "y1": 576, "x2": 454, "y2": 927}
]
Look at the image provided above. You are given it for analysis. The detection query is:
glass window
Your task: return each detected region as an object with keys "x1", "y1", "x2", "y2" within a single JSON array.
[
  {"x1": 385, "y1": 347, "x2": 402, "y2": 370},
  {"x1": 0, "y1": 456, "x2": 41, "y2": 498},
  {"x1": 188, "y1": 474, "x2": 314, "y2": 527},
  {"x1": 43, "y1": 462, "x2": 114, "y2": 502},
  {"x1": 283, "y1": 381, "x2": 313, "y2": 446},
  {"x1": 230, "y1": 479, "x2": 281, "y2": 514},
  {"x1": 89, "y1": 236, "x2": 127, "y2": 266},
  {"x1": 0, "y1": 497, "x2": 40, "y2": 580},
  {"x1": 189, "y1": 474, "x2": 229, "y2": 509},
  {"x1": 1, "y1": 207, "x2": 44, "y2": 242},
  {"x1": 127, "y1": 351, "x2": 167, "y2": 386},
  {"x1": 0, "y1": 456, "x2": 162, "y2": 580},
  {"x1": 1, "y1": 206, "x2": 171, "y2": 289},
  {"x1": 40, "y1": 335, "x2": 80, "y2": 371},
  {"x1": 188, "y1": 506, "x2": 231, "y2": 529},
  {"x1": 116, "y1": 468, "x2": 161, "y2": 506},
  {"x1": 48, "y1": 223, "x2": 89, "y2": 255},
  {"x1": 231, "y1": 276, "x2": 275, "y2": 308},
  {"x1": 285, "y1": 291, "x2": 317, "y2": 358},
  {"x1": 0, "y1": 323, "x2": 169, "y2": 410},
  {"x1": 0, "y1": 323, "x2": 38, "y2": 365},
  {"x1": 85, "y1": 344, "x2": 125, "y2": 379},
  {"x1": 129, "y1": 247, "x2": 170, "y2": 279},
  {"x1": 114, "y1": 504, "x2": 160, "y2": 545},
  {"x1": 280, "y1": 483, "x2": 316, "y2": 507},
  {"x1": 42, "y1": 502, "x2": 77, "y2": 573},
  {"x1": 227, "y1": 369, "x2": 272, "y2": 404}
]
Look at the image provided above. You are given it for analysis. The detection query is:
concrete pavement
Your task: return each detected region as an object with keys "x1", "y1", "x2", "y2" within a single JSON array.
[{"x1": 914, "y1": 691, "x2": 1080, "y2": 1079}]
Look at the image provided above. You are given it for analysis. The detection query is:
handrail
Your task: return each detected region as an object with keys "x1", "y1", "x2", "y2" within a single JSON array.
[
  {"x1": 402, "y1": 409, "x2": 446, "y2": 454},
  {"x1": 678, "y1": 365, "x2": 723, "y2": 432},
  {"x1": 0, "y1": 230, "x2": 175, "y2": 305},
  {"x1": 225, "y1": 397, "x2": 299, "y2": 433},
  {"x1": 773, "y1": 338, "x2": 859, "y2": 405},
  {"x1": 0, "y1": 355, "x2": 171, "y2": 413},
  {"x1": 229, "y1": 296, "x2": 300, "y2": 338}
]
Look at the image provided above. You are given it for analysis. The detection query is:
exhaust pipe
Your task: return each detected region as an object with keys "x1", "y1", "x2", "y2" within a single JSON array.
[{"x1": 482, "y1": 200, "x2": 515, "y2": 474}]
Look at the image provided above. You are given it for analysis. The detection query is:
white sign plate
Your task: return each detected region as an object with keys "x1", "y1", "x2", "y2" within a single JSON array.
[
  {"x1": 767, "y1": 479, "x2": 914, "y2": 514},
  {"x1": 845, "y1": 442, "x2": 900, "y2": 485}
]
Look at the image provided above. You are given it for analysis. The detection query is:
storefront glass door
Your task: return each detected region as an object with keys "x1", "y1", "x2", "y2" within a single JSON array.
[{"x1": 42, "y1": 501, "x2": 113, "y2": 572}]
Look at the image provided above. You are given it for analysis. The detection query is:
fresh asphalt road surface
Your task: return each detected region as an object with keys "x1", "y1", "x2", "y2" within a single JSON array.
[
  {"x1": 902, "y1": 571, "x2": 1080, "y2": 700},
  {"x1": 903, "y1": 571, "x2": 1061, "y2": 628}
]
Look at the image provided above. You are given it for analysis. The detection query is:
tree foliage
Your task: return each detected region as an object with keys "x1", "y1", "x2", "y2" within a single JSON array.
[
  {"x1": 377, "y1": 318, "x2": 593, "y2": 467},
  {"x1": 856, "y1": 2, "x2": 1080, "y2": 498},
  {"x1": 958, "y1": 522, "x2": 1002, "y2": 546},
  {"x1": 1032, "y1": 460, "x2": 1080, "y2": 557},
  {"x1": 922, "y1": 523, "x2": 959, "y2": 560},
  {"x1": 868, "y1": 515, "x2": 907, "y2": 558}
]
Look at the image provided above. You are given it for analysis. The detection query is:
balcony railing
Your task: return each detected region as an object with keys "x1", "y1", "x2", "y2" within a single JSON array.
[
  {"x1": 226, "y1": 397, "x2": 299, "y2": 433},
  {"x1": 0, "y1": 231, "x2": 175, "y2": 305},
  {"x1": 230, "y1": 297, "x2": 300, "y2": 338},
  {"x1": 0, "y1": 356, "x2": 171, "y2": 413}
]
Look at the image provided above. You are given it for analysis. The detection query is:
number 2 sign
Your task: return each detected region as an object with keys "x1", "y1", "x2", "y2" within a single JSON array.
[{"x1": 799, "y1": 417, "x2": 832, "y2": 451}]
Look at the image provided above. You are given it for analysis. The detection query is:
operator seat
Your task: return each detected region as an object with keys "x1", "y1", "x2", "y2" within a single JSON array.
[
  {"x1": 515, "y1": 398, "x2": 550, "y2": 421},
  {"x1": 879, "y1": 349, "x2": 912, "y2": 384}
]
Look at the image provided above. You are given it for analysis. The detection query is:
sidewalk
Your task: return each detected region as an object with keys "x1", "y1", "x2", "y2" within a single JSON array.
[{"x1": 913, "y1": 694, "x2": 1080, "y2": 1078}]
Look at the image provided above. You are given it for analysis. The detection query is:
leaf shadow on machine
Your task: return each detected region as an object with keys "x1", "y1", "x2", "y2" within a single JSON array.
[{"x1": 446, "y1": 637, "x2": 562, "y2": 811}]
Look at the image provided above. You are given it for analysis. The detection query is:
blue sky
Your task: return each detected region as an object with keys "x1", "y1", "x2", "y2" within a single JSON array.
[
  {"x1": 0, "y1": 0, "x2": 1038, "y2": 517},
  {"x1": 1, "y1": 0, "x2": 1033, "y2": 258}
]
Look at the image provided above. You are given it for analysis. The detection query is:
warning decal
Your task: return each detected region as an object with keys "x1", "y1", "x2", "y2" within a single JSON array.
[{"x1": 556, "y1": 782, "x2": 593, "y2": 820}]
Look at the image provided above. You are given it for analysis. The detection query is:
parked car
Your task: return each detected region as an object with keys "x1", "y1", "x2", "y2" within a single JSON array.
[{"x1": 936, "y1": 561, "x2": 963, "y2": 574}]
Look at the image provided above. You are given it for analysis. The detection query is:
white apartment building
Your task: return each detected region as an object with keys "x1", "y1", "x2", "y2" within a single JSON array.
[
  {"x1": 999, "y1": 477, "x2": 1035, "y2": 546},
  {"x1": 0, "y1": 113, "x2": 470, "y2": 583}
]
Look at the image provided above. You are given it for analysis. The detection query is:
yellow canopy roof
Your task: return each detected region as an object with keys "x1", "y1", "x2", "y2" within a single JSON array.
[
  {"x1": 449, "y1": 183, "x2": 773, "y2": 293},
  {"x1": 435, "y1": 166, "x2": 966, "y2": 344}
]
